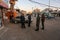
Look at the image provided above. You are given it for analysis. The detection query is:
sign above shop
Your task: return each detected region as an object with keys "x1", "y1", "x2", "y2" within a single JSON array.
[{"x1": 0, "y1": 1, "x2": 8, "y2": 8}]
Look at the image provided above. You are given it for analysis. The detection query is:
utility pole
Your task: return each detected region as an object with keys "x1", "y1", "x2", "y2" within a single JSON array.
[
  {"x1": 48, "y1": 0, "x2": 50, "y2": 12},
  {"x1": 49, "y1": 0, "x2": 50, "y2": 8}
]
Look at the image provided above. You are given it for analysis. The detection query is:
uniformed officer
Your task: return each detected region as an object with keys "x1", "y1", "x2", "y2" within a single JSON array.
[
  {"x1": 28, "y1": 14, "x2": 31, "y2": 27},
  {"x1": 41, "y1": 13, "x2": 45, "y2": 30},
  {"x1": 20, "y1": 13, "x2": 25, "y2": 28},
  {"x1": 35, "y1": 13, "x2": 40, "y2": 31}
]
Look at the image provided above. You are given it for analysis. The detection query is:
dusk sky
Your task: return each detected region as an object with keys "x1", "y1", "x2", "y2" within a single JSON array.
[{"x1": 14, "y1": 0, "x2": 60, "y2": 12}]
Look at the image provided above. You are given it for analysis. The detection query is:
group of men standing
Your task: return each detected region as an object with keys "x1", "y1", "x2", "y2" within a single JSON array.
[
  {"x1": 20, "y1": 13, "x2": 31, "y2": 28},
  {"x1": 35, "y1": 13, "x2": 45, "y2": 31},
  {"x1": 20, "y1": 12, "x2": 45, "y2": 31}
]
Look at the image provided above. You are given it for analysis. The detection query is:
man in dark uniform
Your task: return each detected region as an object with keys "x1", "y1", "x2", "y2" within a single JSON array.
[
  {"x1": 10, "y1": 11, "x2": 14, "y2": 23},
  {"x1": 20, "y1": 13, "x2": 25, "y2": 28},
  {"x1": 41, "y1": 13, "x2": 45, "y2": 30},
  {"x1": 28, "y1": 14, "x2": 31, "y2": 27},
  {"x1": 35, "y1": 13, "x2": 40, "y2": 31}
]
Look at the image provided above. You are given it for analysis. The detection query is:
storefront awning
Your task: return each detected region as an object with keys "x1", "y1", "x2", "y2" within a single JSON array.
[{"x1": 0, "y1": 1, "x2": 8, "y2": 8}]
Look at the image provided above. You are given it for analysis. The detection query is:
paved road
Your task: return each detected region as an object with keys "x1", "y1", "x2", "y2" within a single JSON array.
[{"x1": 0, "y1": 17, "x2": 60, "y2": 40}]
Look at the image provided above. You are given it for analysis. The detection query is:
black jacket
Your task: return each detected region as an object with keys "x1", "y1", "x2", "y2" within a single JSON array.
[
  {"x1": 28, "y1": 15, "x2": 31, "y2": 21},
  {"x1": 20, "y1": 15, "x2": 25, "y2": 23}
]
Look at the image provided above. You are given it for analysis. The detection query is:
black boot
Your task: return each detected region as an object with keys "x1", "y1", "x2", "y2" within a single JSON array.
[
  {"x1": 41, "y1": 23, "x2": 44, "y2": 30},
  {"x1": 35, "y1": 28, "x2": 39, "y2": 31},
  {"x1": 23, "y1": 26, "x2": 26, "y2": 28},
  {"x1": 35, "y1": 26, "x2": 39, "y2": 31},
  {"x1": 23, "y1": 25, "x2": 26, "y2": 28},
  {"x1": 41, "y1": 26, "x2": 44, "y2": 30},
  {"x1": 28, "y1": 24, "x2": 30, "y2": 27},
  {"x1": 28, "y1": 22, "x2": 31, "y2": 27}
]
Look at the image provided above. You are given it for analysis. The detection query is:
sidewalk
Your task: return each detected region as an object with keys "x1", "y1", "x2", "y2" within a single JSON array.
[
  {"x1": 0, "y1": 25, "x2": 8, "y2": 38},
  {"x1": 0, "y1": 25, "x2": 5, "y2": 34},
  {"x1": 0, "y1": 26, "x2": 4, "y2": 31},
  {"x1": 0, "y1": 17, "x2": 60, "y2": 40}
]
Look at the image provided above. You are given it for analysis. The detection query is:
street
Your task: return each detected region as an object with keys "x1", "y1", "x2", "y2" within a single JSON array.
[{"x1": 0, "y1": 17, "x2": 60, "y2": 40}]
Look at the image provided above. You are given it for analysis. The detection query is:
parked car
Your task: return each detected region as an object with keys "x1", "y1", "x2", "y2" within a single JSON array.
[
  {"x1": 25, "y1": 15, "x2": 33, "y2": 23},
  {"x1": 43, "y1": 13, "x2": 55, "y2": 19},
  {"x1": 13, "y1": 15, "x2": 33, "y2": 24},
  {"x1": 13, "y1": 16, "x2": 21, "y2": 24}
]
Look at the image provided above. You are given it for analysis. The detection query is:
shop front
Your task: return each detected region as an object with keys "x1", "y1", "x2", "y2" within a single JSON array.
[{"x1": 0, "y1": 0, "x2": 8, "y2": 27}]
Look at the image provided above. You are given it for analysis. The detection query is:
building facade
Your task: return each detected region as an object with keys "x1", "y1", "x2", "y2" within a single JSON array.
[{"x1": 0, "y1": 0, "x2": 9, "y2": 27}]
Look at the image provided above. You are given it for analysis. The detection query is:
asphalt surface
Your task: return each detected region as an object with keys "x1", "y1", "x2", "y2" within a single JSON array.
[{"x1": 0, "y1": 17, "x2": 60, "y2": 40}]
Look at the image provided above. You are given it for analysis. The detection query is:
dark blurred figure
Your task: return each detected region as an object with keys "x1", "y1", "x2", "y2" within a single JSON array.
[
  {"x1": 41, "y1": 14, "x2": 45, "y2": 30},
  {"x1": 35, "y1": 13, "x2": 40, "y2": 31},
  {"x1": 10, "y1": 11, "x2": 14, "y2": 23},
  {"x1": 20, "y1": 13, "x2": 25, "y2": 28},
  {"x1": 28, "y1": 14, "x2": 31, "y2": 27},
  {"x1": 0, "y1": 9, "x2": 3, "y2": 26},
  {"x1": 59, "y1": 13, "x2": 60, "y2": 17}
]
